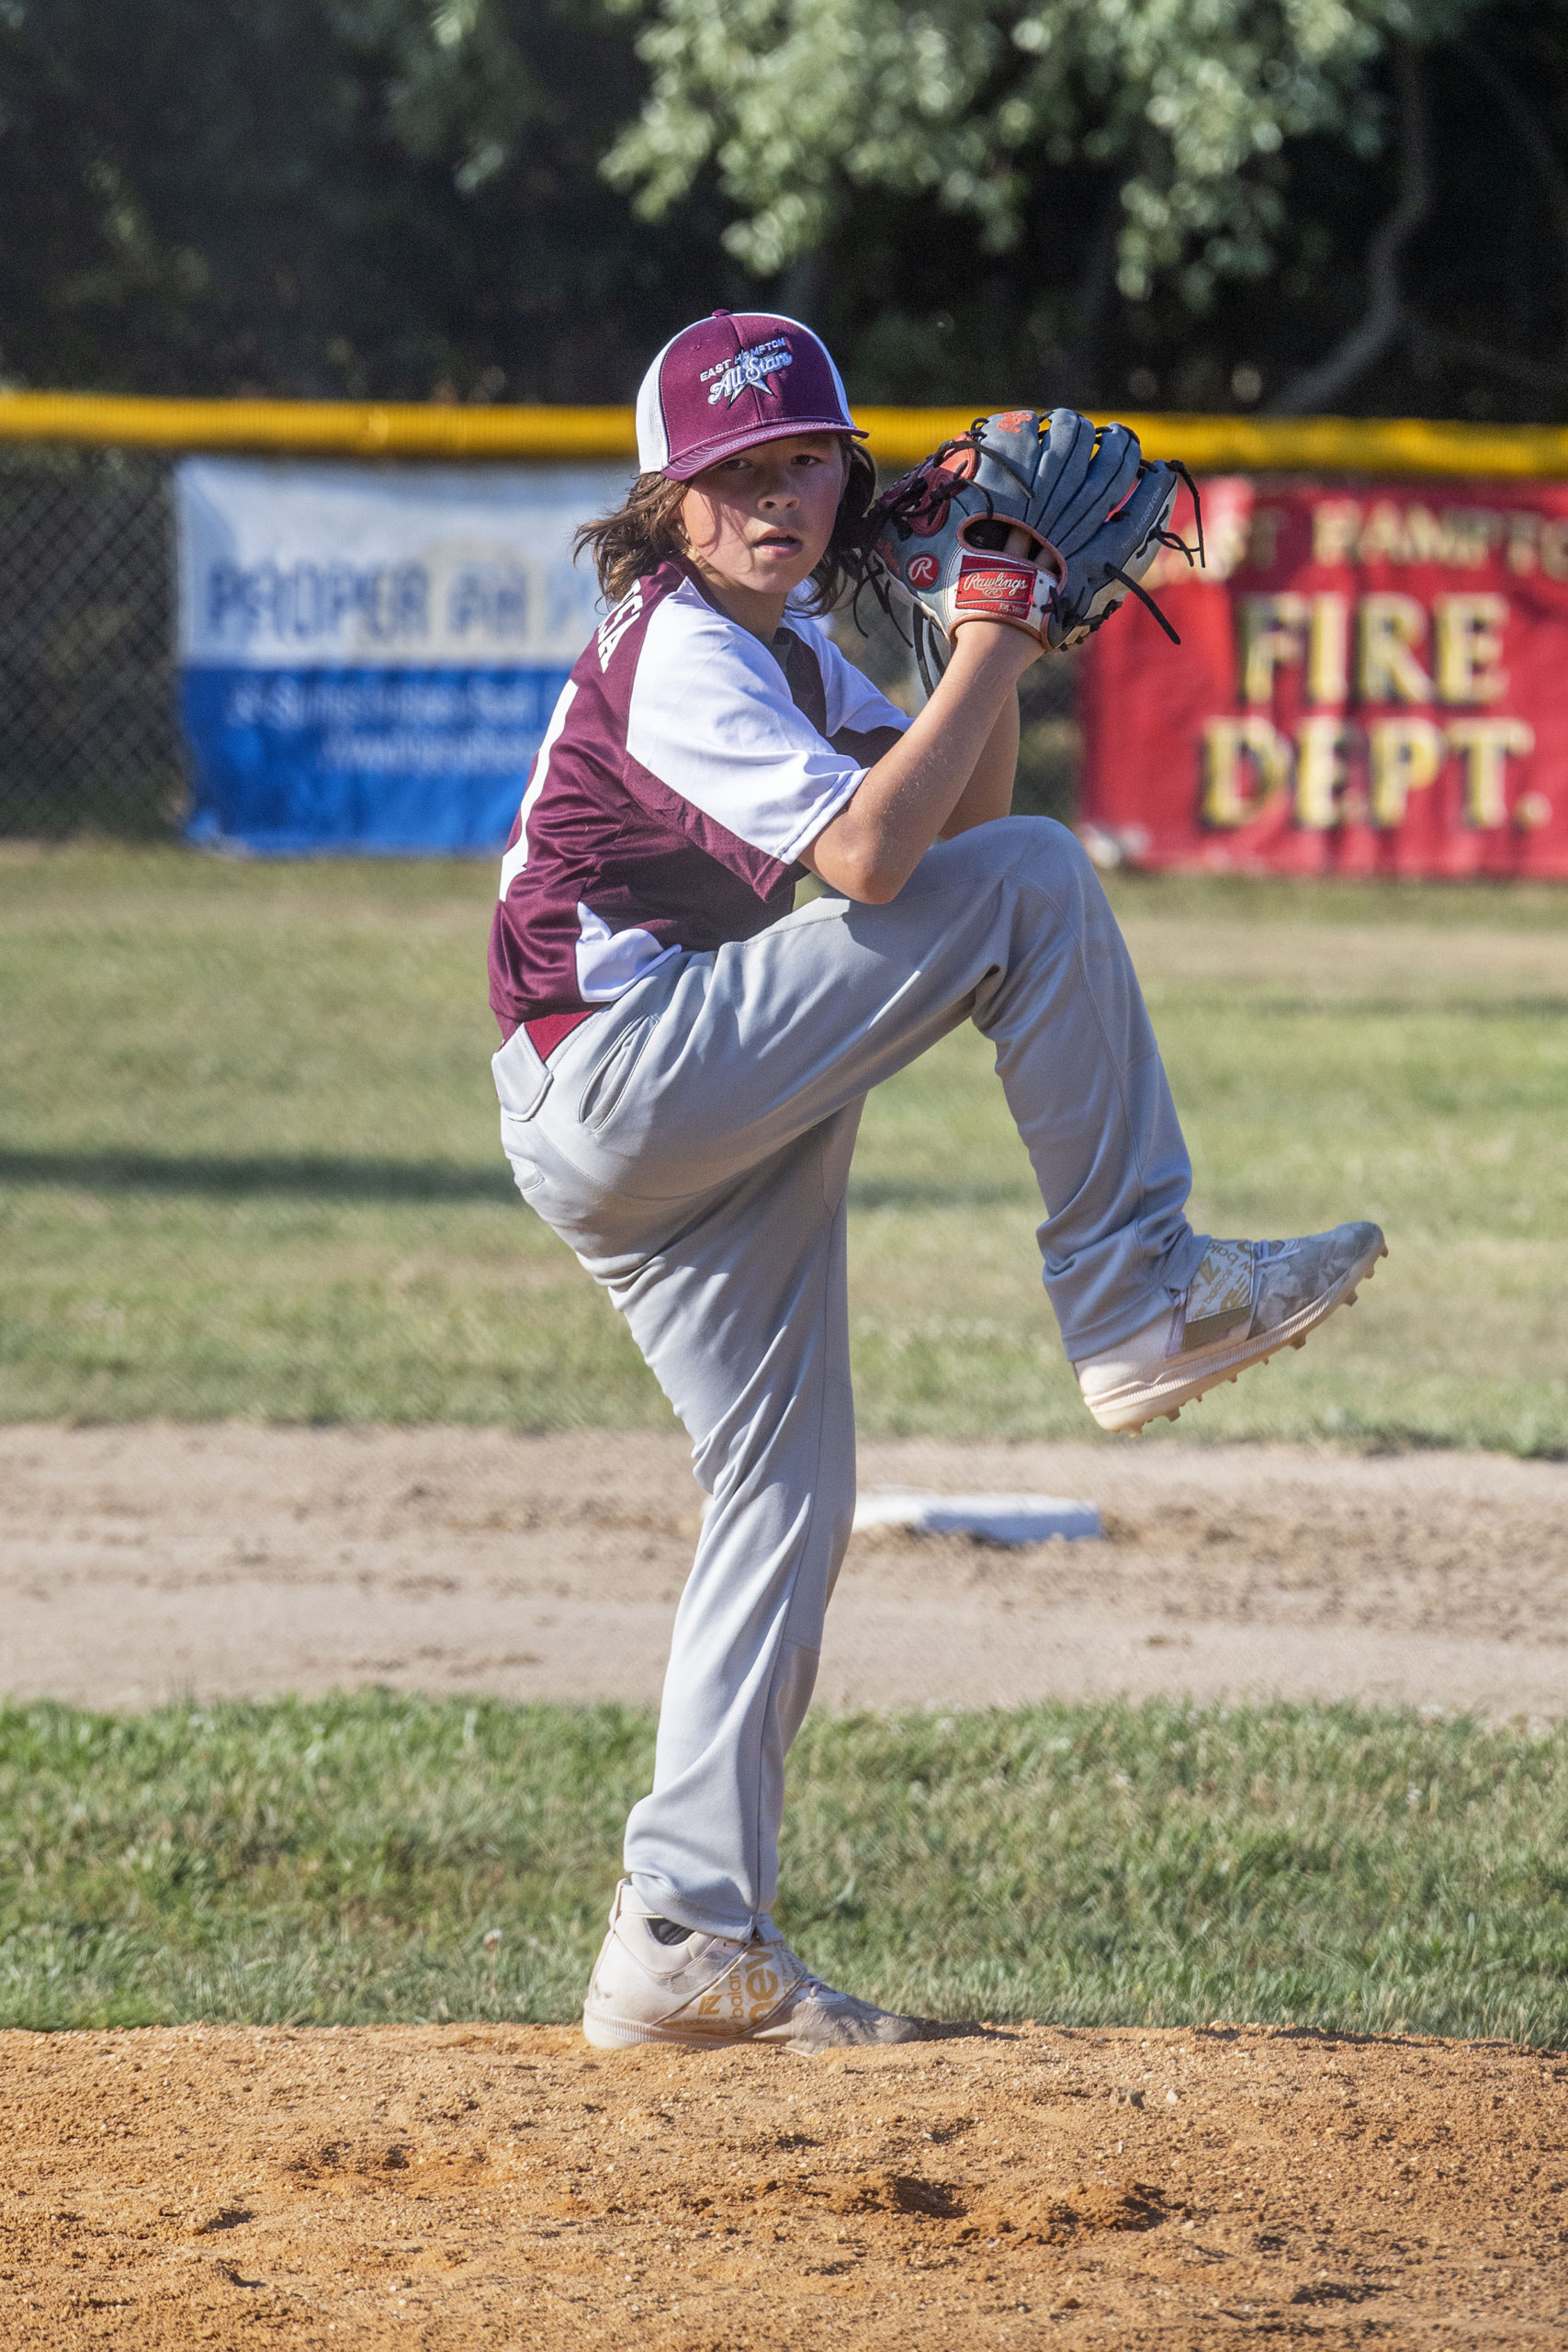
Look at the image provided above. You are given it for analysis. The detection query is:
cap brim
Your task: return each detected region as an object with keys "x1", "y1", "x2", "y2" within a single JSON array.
[{"x1": 661, "y1": 416, "x2": 867, "y2": 482}]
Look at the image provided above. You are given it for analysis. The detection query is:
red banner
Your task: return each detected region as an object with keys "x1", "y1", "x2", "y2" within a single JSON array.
[{"x1": 1078, "y1": 476, "x2": 1568, "y2": 876}]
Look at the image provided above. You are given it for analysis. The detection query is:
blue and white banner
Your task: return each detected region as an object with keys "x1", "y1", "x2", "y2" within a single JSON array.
[{"x1": 175, "y1": 458, "x2": 631, "y2": 854}]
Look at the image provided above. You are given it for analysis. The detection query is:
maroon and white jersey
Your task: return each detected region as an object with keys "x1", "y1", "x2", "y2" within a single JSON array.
[{"x1": 488, "y1": 560, "x2": 908, "y2": 1046}]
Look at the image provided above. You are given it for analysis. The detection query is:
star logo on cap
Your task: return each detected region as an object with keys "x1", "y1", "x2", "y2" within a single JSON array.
[{"x1": 700, "y1": 336, "x2": 795, "y2": 408}]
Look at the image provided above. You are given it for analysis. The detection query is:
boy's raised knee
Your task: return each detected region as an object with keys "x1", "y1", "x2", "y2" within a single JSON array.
[{"x1": 930, "y1": 812, "x2": 1096, "y2": 898}]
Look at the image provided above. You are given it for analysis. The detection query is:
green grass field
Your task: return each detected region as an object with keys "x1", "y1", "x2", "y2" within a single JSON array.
[
  {"x1": 6, "y1": 849, "x2": 1567, "y2": 2039},
  {"x1": 4, "y1": 842, "x2": 1566, "y2": 1448},
  {"x1": 4, "y1": 1693, "x2": 1565, "y2": 2041}
]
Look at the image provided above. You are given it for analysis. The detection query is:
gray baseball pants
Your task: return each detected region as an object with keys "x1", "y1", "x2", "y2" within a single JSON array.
[{"x1": 493, "y1": 816, "x2": 1203, "y2": 1939}]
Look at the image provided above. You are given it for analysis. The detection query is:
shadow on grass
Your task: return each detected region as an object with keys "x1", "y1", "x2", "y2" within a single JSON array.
[
  {"x1": 1, "y1": 1150, "x2": 1036, "y2": 1215},
  {"x1": 914, "y1": 2018, "x2": 1020, "y2": 2043},
  {"x1": 0, "y1": 1148, "x2": 517, "y2": 1204},
  {"x1": 849, "y1": 1176, "x2": 1033, "y2": 1211}
]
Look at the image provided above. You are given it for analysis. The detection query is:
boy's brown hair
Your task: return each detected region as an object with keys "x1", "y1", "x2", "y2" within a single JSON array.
[{"x1": 574, "y1": 445, "x2": 879, "y2": 615}]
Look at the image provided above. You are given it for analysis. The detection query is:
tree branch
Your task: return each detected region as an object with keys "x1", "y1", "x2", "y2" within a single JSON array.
[
  {"x1": 1061, "y1": 170, "x2": 1128, "y2": 406},
  {"x1": 779, "y1": 246, "x2": 824, "y2": 327},
  {"x1": 1459, "y1": 40, "x2": 1568, "y2": 357},
  {"x1": 1406, "y1": 320, "x2": 1568, "y2": 394},
  {"x1": 1269, "y1": 40, "x2": 1429, "y2": 415}
]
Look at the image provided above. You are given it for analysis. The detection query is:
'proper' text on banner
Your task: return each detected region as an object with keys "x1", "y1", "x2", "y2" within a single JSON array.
[{"x1": 175, "y1": 459, "x2": 629, "y2": 854}]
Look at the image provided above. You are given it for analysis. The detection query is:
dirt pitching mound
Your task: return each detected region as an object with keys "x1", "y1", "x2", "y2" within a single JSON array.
[{"x1": 6, "y1": 2020, "x2": 1564, "y2": 2347}]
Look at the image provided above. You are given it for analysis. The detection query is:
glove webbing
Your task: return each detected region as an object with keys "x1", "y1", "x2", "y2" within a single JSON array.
[{"x1": 1089, "y1": 458, "x2": 1205, "y2": 648}]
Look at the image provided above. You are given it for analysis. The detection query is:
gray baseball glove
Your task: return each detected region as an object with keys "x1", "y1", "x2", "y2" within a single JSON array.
[{"x1": 866, "y1": 406, "x2": 1201, "y2": 692}]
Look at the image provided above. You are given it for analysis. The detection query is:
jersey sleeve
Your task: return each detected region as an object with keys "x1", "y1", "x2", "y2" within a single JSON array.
[{"x1": 625, "y1": 591, "x2": 892, "y2": 868}]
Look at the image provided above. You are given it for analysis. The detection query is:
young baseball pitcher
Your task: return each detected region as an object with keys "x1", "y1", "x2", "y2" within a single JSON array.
[{"x1": 488, "y1": 309, "x2": 1384, "y2": 2052}]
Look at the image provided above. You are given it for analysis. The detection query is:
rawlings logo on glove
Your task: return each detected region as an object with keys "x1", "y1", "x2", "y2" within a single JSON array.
[
  {"x1": 953, "y1": 550, "x2": 1056, "y2": 627},
  {"x1": 864, "y1": 406, "x2": 1201, "y2": 695}
]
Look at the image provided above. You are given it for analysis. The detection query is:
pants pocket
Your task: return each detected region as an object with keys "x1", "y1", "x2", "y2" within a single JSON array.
[
  {"x1": 499, "y1": 1112, "x2": 547, "y2": 1194},
  {"x1": 577, "y1": 1015, "x2": 655, "y2": 1134},
  {"x1": 491, "y1": 1025, "x2": 552, "y2": 1119}
]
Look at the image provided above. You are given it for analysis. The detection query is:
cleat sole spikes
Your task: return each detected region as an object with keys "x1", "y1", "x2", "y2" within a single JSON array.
[{"x1": 1079, "y1": 1224, "x2": 1388, "y2": 1436}]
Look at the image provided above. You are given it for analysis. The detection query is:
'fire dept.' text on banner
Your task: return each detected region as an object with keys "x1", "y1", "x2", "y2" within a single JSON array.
[{"x1": 1079, "y1": 476, "x2": 1568, "y2": 878}]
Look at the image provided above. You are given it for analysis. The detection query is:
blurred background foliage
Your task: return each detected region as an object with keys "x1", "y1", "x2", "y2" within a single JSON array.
[{"x1": 0, "y1": 0, "x2": 1565, "y2": 421}]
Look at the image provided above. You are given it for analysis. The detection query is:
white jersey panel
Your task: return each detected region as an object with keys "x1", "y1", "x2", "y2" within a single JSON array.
[
  {"x1": 625, "y1": 582, "x2": 887, "y2": 867},
  {"x1": 574, "y1": 902, "x2": 681, "y2": 1002}
]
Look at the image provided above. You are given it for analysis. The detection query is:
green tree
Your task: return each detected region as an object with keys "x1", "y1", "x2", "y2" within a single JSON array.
[
  {"x1": 0, "y1": 0, "x2": 738, "y2": 399},
  {"x1": 0, "y1": 0, "x2": 1566, "y2": 419},
  {"x1": 603, "y1": 0, "x2": 1568, "y2": 416}
]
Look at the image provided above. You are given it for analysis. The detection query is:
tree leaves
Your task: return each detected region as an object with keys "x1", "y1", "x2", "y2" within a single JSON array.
[{"x1": 603, "y1": 0, "x2": 1484, "y2": 306}]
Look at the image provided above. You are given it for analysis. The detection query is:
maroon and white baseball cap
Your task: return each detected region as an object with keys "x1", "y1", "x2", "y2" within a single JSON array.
[{"x1": 636, "y1": 310, "x2": 864, "y2": 481}]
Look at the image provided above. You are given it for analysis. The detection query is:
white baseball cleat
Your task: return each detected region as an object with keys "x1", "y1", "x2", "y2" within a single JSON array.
[
  {"x1": 1075, "y1": 1220, "x2": 1387, "y2": 1436},
  {"x1": 581, "y1": 1880, "x2": 921, "y2": 2053}
]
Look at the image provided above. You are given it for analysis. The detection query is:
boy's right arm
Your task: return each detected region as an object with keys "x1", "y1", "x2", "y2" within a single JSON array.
[
  {"x1": 798, "y1": 620, "x2": 1040, "y2": 904},
  {"x1": 938, "y1": 688, "x2": 1020, "y2": 842}
]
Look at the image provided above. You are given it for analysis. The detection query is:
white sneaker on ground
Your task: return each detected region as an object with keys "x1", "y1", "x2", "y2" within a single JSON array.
[
  {"x1": 1075, "y1": 1220, "x2": 1387, "y2": 1436},
  {"x1": 581, "y1": 1880, "x2": 922, "y2": 2053}
]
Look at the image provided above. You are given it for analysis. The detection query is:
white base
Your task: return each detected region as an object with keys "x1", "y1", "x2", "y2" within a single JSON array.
[{"x1": 852, "y1": 1488, "x2": 1102, "y2": 1544}]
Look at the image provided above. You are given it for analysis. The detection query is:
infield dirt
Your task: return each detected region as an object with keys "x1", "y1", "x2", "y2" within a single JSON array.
[
  {"x1": 5, "y1": 1422, "x2": 1568, "y2": 1718},
  {"x1": 8, "y1": 1423, "x2": 1568, "y2": 2346},
  {"x1": 6, "y1": 2018, "x2": 1565, "y2": 2349}
]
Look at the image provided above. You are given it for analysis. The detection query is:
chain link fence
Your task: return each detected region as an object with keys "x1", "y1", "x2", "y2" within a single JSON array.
[
  {"x1": 0, "y1": 446, "x2": 184, "y2": 837},
  {"x1": 0, "y1": 438, "x2": 1082, "y2": 841}
]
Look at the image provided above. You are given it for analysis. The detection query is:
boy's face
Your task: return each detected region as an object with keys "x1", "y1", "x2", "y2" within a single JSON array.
[{"x1": 681, "y1": 434, "x2": 851, "y2": 602}]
